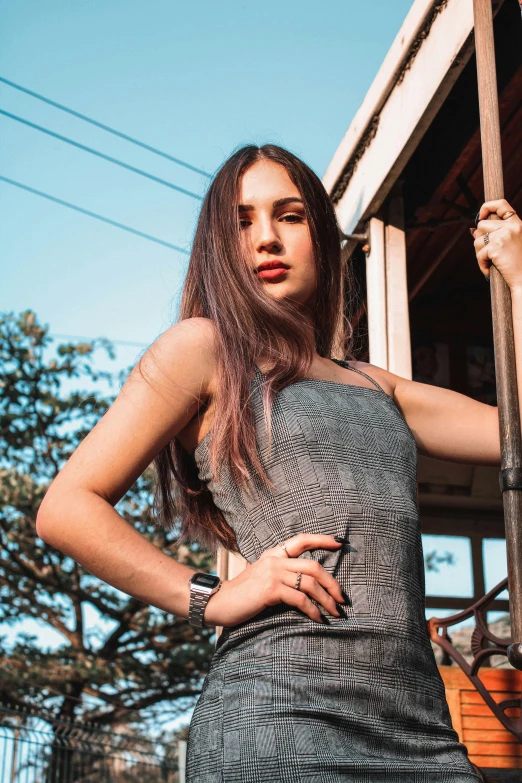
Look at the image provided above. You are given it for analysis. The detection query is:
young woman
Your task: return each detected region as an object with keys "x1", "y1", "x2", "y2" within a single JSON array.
[{"x1": 37, "y1": 144, "x2": 522, "y2": 782}]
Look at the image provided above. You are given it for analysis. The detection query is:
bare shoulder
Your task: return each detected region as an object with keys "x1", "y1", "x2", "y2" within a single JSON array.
[
  {"x1": 349, "y1": 359, "x2": 398, "y2": 397},
  {"x1": 134, "y1": 317, "x2": 218, "y2": 398},
  {"x1": 153, "y1": 316, "x2": 216, "y2": 356}
]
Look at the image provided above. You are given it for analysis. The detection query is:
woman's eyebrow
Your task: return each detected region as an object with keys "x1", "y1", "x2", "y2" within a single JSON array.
[
  {"x1": 273, "y1": 197, "x2": 303, "y2": 208},
  {"x1": 237, "y1": 197, "x2": 303, "y2": 213}
]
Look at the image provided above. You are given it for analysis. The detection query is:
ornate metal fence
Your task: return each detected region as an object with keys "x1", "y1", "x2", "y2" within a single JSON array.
[
  {"x1": 0, "y1": 704, "x2": 184, "y2": 783},
  {"x1": 428, "y1": 577, "x2": 522, "y2": 741}
]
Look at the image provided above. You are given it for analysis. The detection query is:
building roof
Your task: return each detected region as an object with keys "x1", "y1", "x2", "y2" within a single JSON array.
[{"x1": 322, "y1": 0, "x2": 504, "y2": 236}]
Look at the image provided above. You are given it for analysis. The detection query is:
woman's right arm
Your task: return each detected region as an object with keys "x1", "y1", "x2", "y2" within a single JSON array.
[
  {"x1": 36, "y1": 317, "x2": 346, "y2": 626},
  {"x1": 36, "y1": 317, "x2": 217, "y2": 620}
]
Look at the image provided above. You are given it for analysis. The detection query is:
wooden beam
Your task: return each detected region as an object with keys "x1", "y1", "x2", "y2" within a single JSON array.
[
  {"x1": 215, "y1": 549, "x2": 248, "y2": 642},
  {"x1": 331, "y1": 0, "x2": 485, "y2": 236},
  {"x1": 366, "y1": 217, "x2": 388, "y2": 369},
  {"x1": 385, "y1": 189, "x2": 412, "y2": 378},
  {"x1": 408, "y1": 65, "x2": 522, "y2": 235},
  {"x1": 474, "y1": 0, "x2": 522, "y2": 670},
  {"x1": 408, "y1": 94, "x2": 522, "y2": 301},
  {"x1": 323, "y1": 0, "x2": 447, "y2": 195},
  {"x1": 228, "y1": 550, "x2": 248, "y2": 579},
  {"x1": 470, "y1": 534, "x2": 486, "y2": 600},
  {"x1": 215, "y1": 547, "x2": 229, "y2": 641},
  {"x1": 409, "y1": 230, "x2": 464, "y2": 301},
  {"x1": 425, "y1": 596, "x2": 509, "y2": 611}
]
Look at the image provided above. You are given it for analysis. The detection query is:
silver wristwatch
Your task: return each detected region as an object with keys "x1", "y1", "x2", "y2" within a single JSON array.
[{"x1": 188, "y1": 572, "x2": 222, "y2": 627}]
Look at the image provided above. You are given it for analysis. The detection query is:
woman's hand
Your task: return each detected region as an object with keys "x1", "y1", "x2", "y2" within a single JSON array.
[
  {"x1": 203, "y1": 534, "x2": 346, "y2": 628},
  {"x1": 472, "y1": 199, "x2": 522, "y2": 290}
]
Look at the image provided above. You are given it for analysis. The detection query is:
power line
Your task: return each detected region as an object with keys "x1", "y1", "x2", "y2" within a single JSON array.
[
  {"x1": 0, "y1": 175, "x2": 191, "y2": 254},
  {"x1": 50, "y1": 333, "x2": 149, "y2": 348},
  {"x1": 0, "y1": 75, "x2": 212, "y2": 179},
  {"x1": 0, "y1": 110, "x2": 203, "y2": 201}
]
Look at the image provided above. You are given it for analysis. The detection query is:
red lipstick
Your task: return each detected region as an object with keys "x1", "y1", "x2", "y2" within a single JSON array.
[{"x1": 256, "y1": 260, "x2": 289, "y2": 281}]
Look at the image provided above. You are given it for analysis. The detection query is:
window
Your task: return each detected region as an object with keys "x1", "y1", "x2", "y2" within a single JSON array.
[
  {"x1": 483, "y1": 538, "x2": 508, "y2": 600},
  {"x1": 422, "y1": 534, "x2": 473, "y2": 598}
]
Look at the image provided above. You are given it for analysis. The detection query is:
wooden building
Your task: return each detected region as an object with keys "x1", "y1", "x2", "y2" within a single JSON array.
[
  {"x1": 217, "y1": 0, "x2": 522, "y2": 775},
  {"x1": 322, "y1": 0, "x2": 522, "y2": 774}
]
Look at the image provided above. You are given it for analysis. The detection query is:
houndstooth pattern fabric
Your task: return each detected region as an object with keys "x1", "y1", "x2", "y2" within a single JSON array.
[{"x1": 186, "y1": 360, "x2": 481, "y2": 782}]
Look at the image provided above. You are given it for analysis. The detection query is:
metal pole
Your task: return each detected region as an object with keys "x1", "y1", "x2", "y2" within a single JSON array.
[{"x1": 473, "y1": 0, "x2": 522, "y2": 669}]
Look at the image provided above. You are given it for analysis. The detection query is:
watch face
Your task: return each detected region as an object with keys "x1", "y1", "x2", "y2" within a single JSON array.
[{"x1": 191, "y1": 572, "x2": 220, "y2": 589}]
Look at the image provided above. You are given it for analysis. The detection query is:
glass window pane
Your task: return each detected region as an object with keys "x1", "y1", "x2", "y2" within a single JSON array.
[
  {"x1": 422, "y1": 534, "x2": 473, "y2": 597},
  {"x1": 425, "y1": 607, "x2": 469, "y2": 622},
  {"x1": 483, "y1": 538, "x2": 508, "y2": 599}
]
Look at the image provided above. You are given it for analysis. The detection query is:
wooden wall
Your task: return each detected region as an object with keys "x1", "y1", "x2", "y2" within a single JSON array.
[{"x1": 440, "y1": 665, "x2": 522, "y2": 771}]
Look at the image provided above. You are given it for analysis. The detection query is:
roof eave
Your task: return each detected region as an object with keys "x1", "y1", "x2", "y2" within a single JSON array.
[{"x1": 323, "y1": 0, "x2": 501, "y2": 235}]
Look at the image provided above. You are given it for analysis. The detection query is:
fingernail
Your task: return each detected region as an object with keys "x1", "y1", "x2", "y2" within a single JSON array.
[
  {"x1": 469, "y1": 227, "x2": 475, "y2": 235},
  {"x1": 475, "y1": 211, "x2": 481, "y2": 226},
  {"x1": 319, "y1": 614, "x2": 330, "y2": 624},
  {"x1": 336, "y1": 604, "x2": 348, "y2": 617},
  {"x1": 334, "y1": 535, "x2": 349, "y2": 544},
  {"x1": 341, "y1": 590, "x2": 351, "y2": 605}
]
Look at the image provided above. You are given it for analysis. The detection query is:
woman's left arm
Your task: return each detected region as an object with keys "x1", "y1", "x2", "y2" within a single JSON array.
[{"x1": 391, "y1": 198, "x2": 522, "y2": 466}]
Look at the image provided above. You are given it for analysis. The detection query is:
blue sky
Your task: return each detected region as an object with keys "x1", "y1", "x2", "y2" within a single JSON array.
[
  {"x1": 2, "y1": 0, "x2": 415, "y2": 369},
  {"x1": 0, "y1": 0, "x2": 509, "y2": 714}
]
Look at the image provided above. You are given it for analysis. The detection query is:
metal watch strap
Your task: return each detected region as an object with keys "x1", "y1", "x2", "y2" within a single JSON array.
[{"x1": 189, "y1": 581, "x2": 222, "y2": 627}]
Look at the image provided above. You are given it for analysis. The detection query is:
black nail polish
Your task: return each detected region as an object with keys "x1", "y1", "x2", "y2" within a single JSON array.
[
  {"x1": 319, "y1": 614, "x2": 330, "y2": 624},
  {"x1": 341, "y1": 590, "x2": 352, "y2": 606},
  {"x1": 336, "y1": 604, "x2": 349, "y2": 617},
  {"x1": 475, "y1": 211, "x2": 481, "y2": 227},
  {"x1": 334, "y1": 535, "x2": 349, "y2": 544}
]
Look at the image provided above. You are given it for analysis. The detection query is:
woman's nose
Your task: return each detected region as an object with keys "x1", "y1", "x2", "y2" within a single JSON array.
[{"x1": 255, "y1": 222, "x2": 282, "y2": 254}]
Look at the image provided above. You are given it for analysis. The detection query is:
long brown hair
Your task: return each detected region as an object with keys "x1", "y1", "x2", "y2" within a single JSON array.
[{"x1": 153, "y1": 144, "x2": 356, "y2": 554}]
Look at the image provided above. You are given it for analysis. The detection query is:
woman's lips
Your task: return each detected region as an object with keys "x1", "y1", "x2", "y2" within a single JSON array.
[
  {"x1": 257, "y1": 267, "x2": 288, "y2": 281},
  {"x1": 256, "y1": 262, "x2": 290, "y2": 281}
]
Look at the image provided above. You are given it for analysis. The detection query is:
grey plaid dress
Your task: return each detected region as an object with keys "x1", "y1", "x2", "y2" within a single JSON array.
[{"x1": 186, "y1": 359, "x2": 480, "y2": 782}]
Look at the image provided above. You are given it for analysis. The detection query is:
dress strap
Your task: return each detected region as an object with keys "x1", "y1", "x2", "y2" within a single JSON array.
[{"x1": 331, "y1": 358, "x2": 387, "y2": 395}]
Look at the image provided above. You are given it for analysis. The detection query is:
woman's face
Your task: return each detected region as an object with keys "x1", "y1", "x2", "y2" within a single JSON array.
[{"x1": 238, "y1": 160, "x2": 317, "y2": 309}]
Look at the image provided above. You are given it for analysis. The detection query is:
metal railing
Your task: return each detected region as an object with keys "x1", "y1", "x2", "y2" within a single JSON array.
[
  {"x1": 429, "y1": 577, "x2": 522, "y2": 741},
  {"x1": 0, "y1": 703, "x2": 186, "y2": 783}
]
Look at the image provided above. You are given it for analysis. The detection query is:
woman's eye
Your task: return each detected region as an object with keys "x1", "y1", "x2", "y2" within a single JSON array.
[{"x1": 239, "y1": 213, "x2": 304, "y2": 229}]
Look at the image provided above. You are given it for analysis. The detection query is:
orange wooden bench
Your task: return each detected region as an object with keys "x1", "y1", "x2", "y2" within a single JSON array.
[{"x1": 439, "y1": 665, "x2": 522, "y2": 771}]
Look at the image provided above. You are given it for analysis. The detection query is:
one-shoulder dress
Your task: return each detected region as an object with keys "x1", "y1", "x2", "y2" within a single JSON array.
[{"x1": 186, "y1": 359, "x2": 481, "y2": 782}]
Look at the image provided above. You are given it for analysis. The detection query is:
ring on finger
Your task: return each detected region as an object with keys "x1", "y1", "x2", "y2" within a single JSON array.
[
  {"x1": 295, "y1": 572, "x2": 302, "y2": 591},
  {"x1": 503, "y1": 210, "x2": 516, "y2": 220},
  {"x1": 483, "y1": 233, "x2": 490, "y2": 246},
  {"x1": 280, "y1": 542, "x2": 290, "y2": 557}
]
